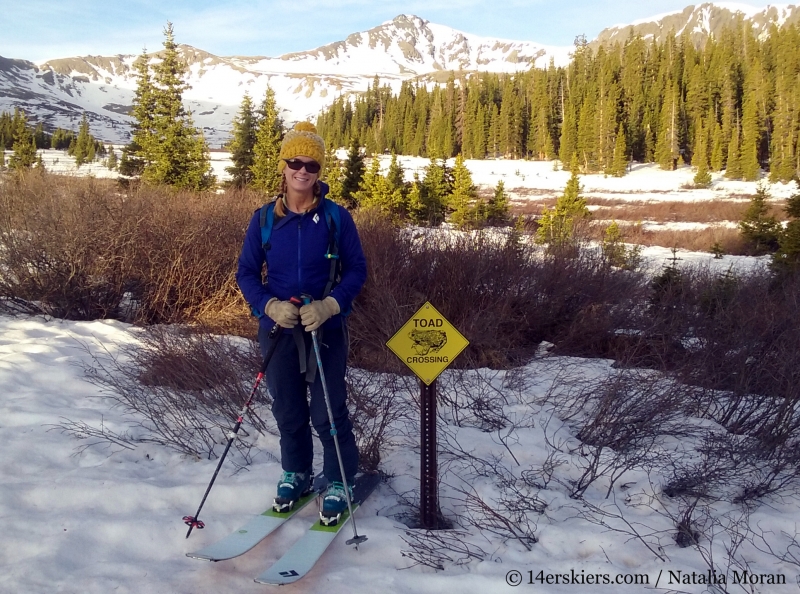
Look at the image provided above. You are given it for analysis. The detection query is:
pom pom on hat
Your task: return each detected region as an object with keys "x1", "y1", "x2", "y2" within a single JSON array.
[{"x1": 278, "y1": 121, "x2": 326, "y2": 173}]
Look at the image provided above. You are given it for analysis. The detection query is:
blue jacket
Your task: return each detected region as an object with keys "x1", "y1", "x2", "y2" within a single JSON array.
[{"x1": 236, "y1": 182, "x2": 367, "y2": 331}]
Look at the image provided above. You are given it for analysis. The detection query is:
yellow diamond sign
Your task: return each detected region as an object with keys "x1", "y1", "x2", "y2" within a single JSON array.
[{"x1": 386, "y1": 302, "x2": 469, "y2": 385}]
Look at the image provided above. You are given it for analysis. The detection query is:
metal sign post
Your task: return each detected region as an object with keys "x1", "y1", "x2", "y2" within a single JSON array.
[
  {"x1": 420, "y1": 378, "x2": 438, "y2": 529},
  {"x1": 386, "y1": 302, "x2": 469, "y2": 530}
]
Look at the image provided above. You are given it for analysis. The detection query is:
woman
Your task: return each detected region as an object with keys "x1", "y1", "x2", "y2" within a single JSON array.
[{"x1": 236, "y1": 122, "x2": 367, "y2": 524}]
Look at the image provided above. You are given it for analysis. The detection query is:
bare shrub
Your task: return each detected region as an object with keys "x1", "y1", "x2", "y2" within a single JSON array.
[
  {"x1": 545, "y1": 370, "x2": 695, "y2": 499},
  {"x1": 664, "y1": 430, "x2": 800, "y2": 505},
  {"x1": 346, "y1": 368, "x2": 416, "y2": 472},
  {"x1": 440, "y1": 431, "x2": 543, "y2": 551},
  {"x1": 351, "y1": 210, "x2": 646, "y2": 371},
  {"x1": 0, "y1": 173, "x2": 262, "y2": 331},
  {"x1": 0, "y1": 173, "x2": 138, "y2": 319},
  {"x1": 436, "y1": 368, "x2": 514, "y2": 432},
  {"x1": 399, "y1": 529, "x2": 487, "y2": 570},
  {"x1": 80, "y1": 326, "x2": 274, "y2": 462},
  {"x1": 124, "y1": 185, "x2": 258, "y2": 328}
]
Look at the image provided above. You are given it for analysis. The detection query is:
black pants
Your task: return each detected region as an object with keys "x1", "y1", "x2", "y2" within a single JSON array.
[{"x1": 258, "y1": 324, "x2": 358, "y2": 483}]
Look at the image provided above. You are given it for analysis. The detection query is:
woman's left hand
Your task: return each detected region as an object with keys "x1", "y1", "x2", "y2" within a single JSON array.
[{"x1": 300, "y1": 296, "x2": 340, "y2": 332}]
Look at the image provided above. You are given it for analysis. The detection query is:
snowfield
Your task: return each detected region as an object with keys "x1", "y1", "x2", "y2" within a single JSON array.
[
  {"x1": 40, "y1": 147, "x2": 800, "y2": 205},
  {"x1": 2, "y1": 313, "x2": 799, "y2": 594}
]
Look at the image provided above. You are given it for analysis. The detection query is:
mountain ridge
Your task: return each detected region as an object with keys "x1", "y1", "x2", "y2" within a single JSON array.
[{"x1": 2, "y1": 5, "x2": 800, "y2": 145}]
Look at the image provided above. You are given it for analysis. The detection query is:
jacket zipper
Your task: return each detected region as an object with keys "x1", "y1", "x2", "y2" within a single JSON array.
[{"x1": 297, "y1": 217, "x2": 303, "y2": 294}]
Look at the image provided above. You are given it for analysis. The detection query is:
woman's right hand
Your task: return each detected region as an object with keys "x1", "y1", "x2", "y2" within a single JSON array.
[{"x1": 266, "y1": 298, "x2": 299, "y2": 328}]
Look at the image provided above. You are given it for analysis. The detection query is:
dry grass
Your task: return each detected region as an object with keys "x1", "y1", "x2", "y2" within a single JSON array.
[
  {"x1": 589, "y1": 198, "x2": 786, "y2": 224},
  {"x1": 0, "y1": 170, "x2": 264, "y2": 332},
  {"x1": 584, "y1": 222, "x2": 748, "y2": 254}
]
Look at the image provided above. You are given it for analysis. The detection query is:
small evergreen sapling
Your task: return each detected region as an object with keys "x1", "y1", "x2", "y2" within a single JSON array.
[
  {"x1": 739, "y1": 182, "x2": 781, "y2": 255},
  {"x1": 772, "y1": 187, "x2": 800, "y2": 274},
  {"x1": 535, "y1": 156, "x2": 590, "y2": 248}
]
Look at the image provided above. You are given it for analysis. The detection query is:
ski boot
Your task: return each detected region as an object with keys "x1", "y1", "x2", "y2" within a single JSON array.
[
  {"x1": 319, "y1": 480, "x2": 354, "y2": 526},
  {"x1": 273, "y1": 469, "x2": 313, "y2": 512}
]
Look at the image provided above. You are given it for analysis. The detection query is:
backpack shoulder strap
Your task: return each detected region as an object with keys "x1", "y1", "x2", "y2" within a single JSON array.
[
  {"x1": 322, "y1": 198, "x2": 341, "y2": 252},
  {"x1": 259, "y1": 202, "x2": 276, "y2": 252},
  {"x1": 321, "y1": 199, "x2": 343, "y2": 301}
]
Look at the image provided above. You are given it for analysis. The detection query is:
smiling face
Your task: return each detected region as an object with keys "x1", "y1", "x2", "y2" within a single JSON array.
[{"x1": 283, "y1": 156, "x2": 320, "y2": 195}]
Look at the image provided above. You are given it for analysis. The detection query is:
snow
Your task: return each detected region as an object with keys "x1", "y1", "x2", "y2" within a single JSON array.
[
  {"x1": 2, "y1": 311, "x2": 799, "y2": 593},
  {"x1": 361, "y1": 155, "x2": 798, "y2": 203}
]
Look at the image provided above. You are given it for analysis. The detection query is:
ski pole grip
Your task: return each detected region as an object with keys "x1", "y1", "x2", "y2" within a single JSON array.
[{"x1": 290, "y1": 295, "x2": 313, "y2": 306}]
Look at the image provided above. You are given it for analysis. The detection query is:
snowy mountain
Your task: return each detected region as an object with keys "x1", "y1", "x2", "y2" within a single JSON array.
[
  {"x1": 5, "y1": 6, "x2": 800, "y2": 146},
  {"x1": 0, "y1": 15, "x2": 571, "y2": 146},
  {"x1": 595, "y1": 2, "x2": 800, "y2": 47}
]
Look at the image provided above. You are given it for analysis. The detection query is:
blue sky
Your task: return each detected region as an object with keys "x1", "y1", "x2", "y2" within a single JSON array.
[{"x1": 0, "y1": 1, "x2": 758, "y2": 62}]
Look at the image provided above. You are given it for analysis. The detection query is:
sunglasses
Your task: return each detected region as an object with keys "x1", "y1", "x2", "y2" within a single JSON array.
[{"x1": 284, "y1": 158, "x2": 321, "y2": 174}]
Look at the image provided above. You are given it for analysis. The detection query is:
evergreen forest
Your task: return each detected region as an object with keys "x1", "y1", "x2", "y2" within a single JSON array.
[{"x1": 316, "y1": 20, "x2": 800, "y2": 183}]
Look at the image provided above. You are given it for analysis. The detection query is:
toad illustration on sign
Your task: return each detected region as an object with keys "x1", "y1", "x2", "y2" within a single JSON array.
[{"x1": 409, "y1": 329, "x2": 447, "y2": 355}]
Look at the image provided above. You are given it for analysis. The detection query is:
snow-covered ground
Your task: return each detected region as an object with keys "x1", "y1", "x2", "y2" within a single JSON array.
[
  {"x1": 369, "y1": 156, "x2": 799, "y2": 203},
  {"x1": 37, "y1": 146, "x2": 798, "y2": 208},
  {"x1": 33, "y1": 148, "x2": 233, "y2": 182},
  {"x1": 1, "y1": 308, "x2": 799, "y2": 593}
]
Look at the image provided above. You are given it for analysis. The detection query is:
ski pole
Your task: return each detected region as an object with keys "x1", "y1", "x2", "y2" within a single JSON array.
[
  {"x1": 297, "y1": 294, "x2": 366, "y2": 547},
  {"x1": 183, "y1": 322, "x2": 281, "y2": 539}
]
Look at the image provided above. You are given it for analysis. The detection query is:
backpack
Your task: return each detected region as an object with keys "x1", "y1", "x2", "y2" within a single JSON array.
[{"x1": 258, "y1": 197, "x2": 343, "y2": 303}]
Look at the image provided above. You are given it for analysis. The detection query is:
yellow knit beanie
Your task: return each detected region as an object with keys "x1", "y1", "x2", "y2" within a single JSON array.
[{"x1": 278, "y1": 121, "x2": 326, "y2": 173}]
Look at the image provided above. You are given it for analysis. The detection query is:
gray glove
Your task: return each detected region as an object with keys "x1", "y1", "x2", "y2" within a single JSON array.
[
  {"x1": 266, "y1": 298, "x2": 299, "y2": 328},
  {"x1": 299, "y1": 296, "x2": 340, "y2": 332}
]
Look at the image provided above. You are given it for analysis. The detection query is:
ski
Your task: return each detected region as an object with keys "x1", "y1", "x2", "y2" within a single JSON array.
[
  {"x1": 186, "y1": 488, "x2": 321, "y2": 562},
  {"x1": 254, "y1": 473, "x2": 381, "y2": 585}
]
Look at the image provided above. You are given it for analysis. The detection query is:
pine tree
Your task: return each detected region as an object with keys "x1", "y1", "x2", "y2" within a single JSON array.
[
  {"x1": 421, "y1": 158, "x2": 452, "y2": 225},
  {"x1": 609, "y1": 123, "x2": 628, "y2": 177},
  {"x1": 73, "y1": 113, "x2": 93, "y2": 167},
  {"x1": 740, "y1": 64, "x2": 762, "y2": 182},
  {"x1": 655, "y1": 81, "x2": 681, "y2": 170},
  {"x1": 536, "y1": 156, "x2": 589, "y2": 247},
  {"x1": 106, "y1": 145, "x2": 118, "y2": 170},
  {"x1": 449, "y1": 154, "x2": 479, "y2": 228},
  {"x1": 8, "y1": 109, "x2": 37, "y2": 170},
  {"x1": 251, "y1": 87, "x2": 283, "y2": 194},
  {"x1": 725, "y1": 121, "x2": 743, "y2": 180},
  {"x1": 487, "y1": 180, "x2": 510, "y2": 225},
  {"x1": 692, "y1": 118, "x2": 712, "y2": 188},
  {"x1": 121, "y1": 50, "x2": 155, "y2": 178},
  {"x1": 739, "y1": 182, "x2": 781, "y2": 254},
  {"x1": 601, "y1": 221, "x2": 641, "y2": 269},
  {"x1": 130, "y1": 24, "x2": 214, "y2": 189},
  {"x1": 226, "y1": 93, "x2": 257, "y2": 187},
  {"x1": 406, "y1": 175, "x2": 425, "y2": 224},
  {"x1": 385, "y1": 153, "x2": 405, "y2": 194},
  {"x1": 385, "y1": 153, "x2": 407, "y2": 217},
  {"x1": 340, "y1": 138, "x2": 365, "y2": 208},
  {"x1": 357, "y1": 157, "x2": 389, "y2": 211},
  {"x1": 772, "y1": 191, "x2": 800, "y2": 273},
  {"x1": 33, "y1": 123, "x2": 48, "y2": 149},
  {"x1": 769, "y1": 75, "x2": 796, "y2": 183},
  {"x1": 559, "y1": 100, "x2": 577, "y2": 167},
  {"x1": 0, "y1": 148, "x2": 5, "y2": 170},
  {"x1": 710, "y1": 120, "x2": 724, "y2": 172}
]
